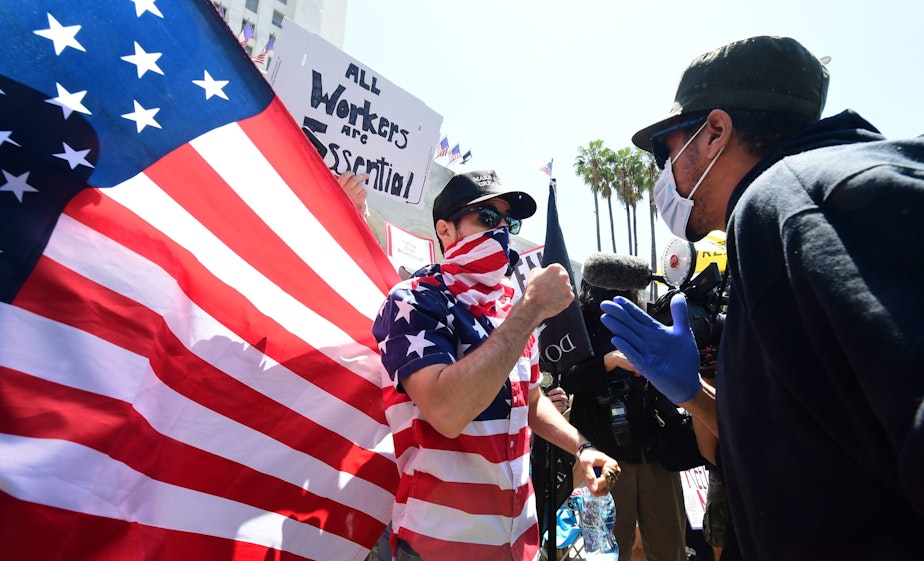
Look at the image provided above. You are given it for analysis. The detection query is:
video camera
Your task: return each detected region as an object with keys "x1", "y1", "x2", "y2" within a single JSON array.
[
  {"x1": 577, "y1": 240, "x2": 729, "y2": 444},
  {"x1": 593, "y1": 372, "x2": 633, "y2": 447},
  {"x1": 648, "y1": 238, "x2": 728, "y2": 373}
]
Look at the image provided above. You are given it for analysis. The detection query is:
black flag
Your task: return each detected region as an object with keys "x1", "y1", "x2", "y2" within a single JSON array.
[
  {"x1": 537, "y1": 179, "x2": 593, "y2": 375},
  {"x1": 531, "y1": 180, "x2": 593, "y2": 550}
]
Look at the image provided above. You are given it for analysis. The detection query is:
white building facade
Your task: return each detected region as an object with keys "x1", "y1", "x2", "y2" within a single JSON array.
[{"x1": 214, "y1": 0, "x2": 347, "y2": 68}]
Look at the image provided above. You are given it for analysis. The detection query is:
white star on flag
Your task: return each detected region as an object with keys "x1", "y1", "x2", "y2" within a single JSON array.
[
  {"x1": 393, "y1": 299, "x2": 415, "y2": 324},
  {"x1": 193, "y1": 70, "x2": 229, "y2": 100},
  {"x1": 121, "y1": 42, "x2": 164, "y2": 78},
  {"x1": 53, "y1": 142, "x2": 95, "y2": 170},
  {"x1": 0, "y1": 131, "x2": 21, "y2": 147},
  {"x1": 45, "y1": 83, "x2": 91, "y2": 119},
  {"x1": 470, "y1": 317, "x2": 488, "y2": 339},
  {"x1": 122, "y1": 100, "x2": 161, "y2": 132},
  {"x1": 405, "y1": 331, "x2": 435, "y2": 358},
  {"x1": 131, "y1": 0, "x2": 164, "y2": 18},
  {"x1": 33, "y1": 13, "x2": 85, "y2": 55},
  {"x1": 1, "y1": 170, "x2": 39, "y2": 203}
]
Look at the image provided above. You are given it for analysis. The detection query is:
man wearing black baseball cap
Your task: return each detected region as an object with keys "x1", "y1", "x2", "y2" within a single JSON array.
[
  {"x1": 599, "y1": 36, "x2": 924, "y2": 560},
  {"x1": 430, "y1": 169, "x2": 537, "y2": 258},
  {"x1": 373, "y1": 170, "x2": 618, "y2": 560}
]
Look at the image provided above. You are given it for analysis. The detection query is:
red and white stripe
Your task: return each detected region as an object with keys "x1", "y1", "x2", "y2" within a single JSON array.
[
  {"x1": 385, "y1": 332, "x2": 541, "y2": 560},
  {"x1": 441, "y1": 232, "x2": 514, "y2": 318},
  {"x1": 0, "y1": 99, "x2": 400, "y2": 560}
]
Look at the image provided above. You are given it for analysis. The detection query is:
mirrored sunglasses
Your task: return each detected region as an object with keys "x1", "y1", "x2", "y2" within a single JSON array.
[{"x1": 447, "y1": 206, "x2": 521, "y2": 235}]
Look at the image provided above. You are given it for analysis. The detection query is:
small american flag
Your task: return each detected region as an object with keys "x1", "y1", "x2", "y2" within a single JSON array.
[
  {"x1": 237, "y1": 20, "x2": 253, "y2": 47},
  {"x1": 540, "y1": 160, "x2": 553, "y2": 176},
  {"x1": 251, "y1": 35, "x2": 275, "y2": 66},
  {"x1": 448, "y1": 143, "x2": 462, "y2": 163},
  {"x1": 435, "y1": 136, "x2": 449, "y2": 158}
]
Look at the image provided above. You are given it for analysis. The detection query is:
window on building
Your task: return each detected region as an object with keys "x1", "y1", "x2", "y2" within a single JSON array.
[
  {"x1": 245, "y1": 0, "x2": 259, "y2": 13},
  {"x1": 272, "y1": 10, "x2": 284, "y2": 27},
  {"x1": 278, "y1": 0, "x2": 287, "y2": 5}
]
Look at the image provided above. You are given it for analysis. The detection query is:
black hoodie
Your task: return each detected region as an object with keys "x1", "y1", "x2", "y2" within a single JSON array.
[{"x1": 717, "y1": 110, "x2": 924, "y2": 560}]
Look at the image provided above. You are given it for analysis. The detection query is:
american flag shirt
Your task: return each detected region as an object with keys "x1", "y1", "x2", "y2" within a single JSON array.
[{"x1": 372, "y1": 264, "x2": 542, "y2": 561}]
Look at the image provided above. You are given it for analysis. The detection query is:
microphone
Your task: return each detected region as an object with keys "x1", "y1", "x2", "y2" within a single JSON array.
[{"x1": 581, "y1": 252, "x2": 663, "y2": 290}]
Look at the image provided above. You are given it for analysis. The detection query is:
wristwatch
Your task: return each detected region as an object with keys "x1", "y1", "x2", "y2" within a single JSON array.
[{"x1": 575, "y1": 441, "x2": 596, "y2": 461}]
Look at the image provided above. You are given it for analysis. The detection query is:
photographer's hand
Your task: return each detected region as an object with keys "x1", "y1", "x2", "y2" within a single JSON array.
[{"x1": 600, "y1": 293, "x2": 701, "y2": 404}]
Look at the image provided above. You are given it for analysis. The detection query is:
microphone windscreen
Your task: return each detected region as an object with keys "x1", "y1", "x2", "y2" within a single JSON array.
[{"x1": 582, "y1": 252, "x2": 653, "y2": 290}]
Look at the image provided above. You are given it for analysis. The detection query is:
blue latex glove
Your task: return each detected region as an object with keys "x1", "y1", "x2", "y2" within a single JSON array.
[{"x1": 599, "y1": 293, "x2": 701, "y2": 404}]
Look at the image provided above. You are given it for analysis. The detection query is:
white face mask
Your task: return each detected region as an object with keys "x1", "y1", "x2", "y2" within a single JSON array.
[{"x1": 653, "y1": 122, "x2": 724, "y2": 241}]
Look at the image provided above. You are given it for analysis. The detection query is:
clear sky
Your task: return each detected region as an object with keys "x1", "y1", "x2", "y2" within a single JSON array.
[{"x1": 342, "y1": 0, "x2": 922, "y2": 269}]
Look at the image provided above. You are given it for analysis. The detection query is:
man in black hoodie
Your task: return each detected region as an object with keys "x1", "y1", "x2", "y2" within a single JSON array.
[{"x1": 599, "y1": 36, "x2": 924, "y2": 560}]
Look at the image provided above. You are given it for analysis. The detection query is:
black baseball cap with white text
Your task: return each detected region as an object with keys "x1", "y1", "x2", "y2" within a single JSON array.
[{"x1": 432, "y1": 170, "x2": 537, "y2": 226}]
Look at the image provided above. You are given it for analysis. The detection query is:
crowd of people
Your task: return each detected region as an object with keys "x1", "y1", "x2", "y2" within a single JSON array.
[{"x1": 350, "y1": 35, "x2": 923, "y2": 561}]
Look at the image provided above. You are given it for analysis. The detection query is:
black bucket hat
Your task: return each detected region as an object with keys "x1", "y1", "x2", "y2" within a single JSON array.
[{"x1": 632, "y1": 36, "x2": 830, "y2": 152}]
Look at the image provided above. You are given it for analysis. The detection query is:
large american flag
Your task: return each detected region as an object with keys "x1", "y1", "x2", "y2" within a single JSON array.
[{"x1": 0, "y1": 1, "x2": 400, "y2": 560}]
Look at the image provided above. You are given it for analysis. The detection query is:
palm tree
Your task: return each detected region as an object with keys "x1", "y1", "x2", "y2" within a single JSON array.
[
  {"x1": 574, "y1": 140, "x2": 611, "y2": 252},
  {"x1": 610, "y1": 147, "x2": 643, "y2": 255},
  {"x1": 598, "y1": 147, "x2": 619, "y2": 252},
  {"x1": 625, "y1": 149, "x2": 654, "y2": 258}
]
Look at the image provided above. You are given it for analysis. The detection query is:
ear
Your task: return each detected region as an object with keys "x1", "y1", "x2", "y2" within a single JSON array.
[
  {"x1": 704, "y1": 109, "x2": 733, "y2": 159},
  {"x1": 435, "y1": 218, "x2": 455, "y2": 248}
]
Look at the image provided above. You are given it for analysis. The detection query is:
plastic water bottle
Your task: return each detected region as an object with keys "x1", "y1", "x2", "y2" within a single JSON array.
[{"x1": 577, "y1": 472, "x2": 618, "y2": 560}]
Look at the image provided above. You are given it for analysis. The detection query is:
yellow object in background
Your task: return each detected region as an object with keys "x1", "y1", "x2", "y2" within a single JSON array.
[{"x1": 693, "y1": 231, "x2": 727, "y2": 274}]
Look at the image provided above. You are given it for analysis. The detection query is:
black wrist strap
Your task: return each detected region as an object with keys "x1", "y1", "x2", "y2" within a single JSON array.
[{"x1": 575, "y1": 441, "x2": 595, "y2": 461}]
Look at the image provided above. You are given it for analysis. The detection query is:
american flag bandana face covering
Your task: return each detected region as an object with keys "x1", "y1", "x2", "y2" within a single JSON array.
[{"x1": 441, "y1": 227, "x2": 515, "y2": 319}]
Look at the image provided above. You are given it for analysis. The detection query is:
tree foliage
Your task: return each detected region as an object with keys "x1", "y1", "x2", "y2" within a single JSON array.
[{"x1": 575, "y1": 143, "x2": 659, "y2": 264}]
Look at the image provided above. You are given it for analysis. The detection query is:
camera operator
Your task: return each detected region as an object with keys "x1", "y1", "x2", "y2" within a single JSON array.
[{"x1": 560, "y1": 279, "x2": 688, "y2": 561}]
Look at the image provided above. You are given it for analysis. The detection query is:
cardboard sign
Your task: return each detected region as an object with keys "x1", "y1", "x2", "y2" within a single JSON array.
[
  {"x1": 268, "y1": 19, "x2": 442, "y2": 209},
  {"x1": 384, "y1": 221, "x2": 435, "y2": 274},
  {"x1": 680, "y1": 465, "x2": 710, "y2": 530}
]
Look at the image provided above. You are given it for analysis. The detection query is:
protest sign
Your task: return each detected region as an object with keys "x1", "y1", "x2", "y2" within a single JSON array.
[
  {"x1": 268, "y1": 19, "x2": 442, "y2": 209},
  {"x1": 384, "y1": 220, "x2": 435, "y2": 274}
]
